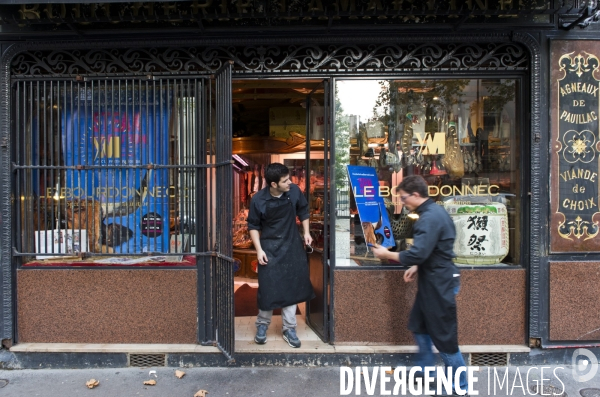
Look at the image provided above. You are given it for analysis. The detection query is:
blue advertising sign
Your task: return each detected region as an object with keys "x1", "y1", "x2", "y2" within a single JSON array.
[
  {"x1": 347, "y1": 165, "x2": 395, "y2": 249},
  {"x1": 62, "y1": 87, "x2": 170, "y2": 254}
]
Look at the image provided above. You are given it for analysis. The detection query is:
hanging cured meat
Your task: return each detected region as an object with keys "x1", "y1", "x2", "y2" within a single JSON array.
[{"x1": 240, "y1": 171, "x2": 248, "y2": 204}]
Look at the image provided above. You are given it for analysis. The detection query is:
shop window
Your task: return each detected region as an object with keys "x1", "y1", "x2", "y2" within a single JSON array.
[
  {"x1": 334, "y1": 79, "x2": 521, "y2": 267},
  {"x1": 14, "y1": 80, "x2": 204, "y2": 266}
]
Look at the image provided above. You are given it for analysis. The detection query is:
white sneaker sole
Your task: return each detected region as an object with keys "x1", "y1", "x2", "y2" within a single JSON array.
[
  {"x1": 254, "y1": 336, "x2": 267, "y2": 344},
  {"x1": 283, "y1": 334, "x2": 301, "y2": 348}
]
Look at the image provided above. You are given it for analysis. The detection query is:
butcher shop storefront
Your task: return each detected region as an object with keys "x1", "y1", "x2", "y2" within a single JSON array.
[{"x1": 0, "y1": 0, "x2": 599, "y2": 367}]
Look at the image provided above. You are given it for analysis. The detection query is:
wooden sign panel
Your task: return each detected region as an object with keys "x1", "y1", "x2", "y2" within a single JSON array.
[{"x1": 551, "y1": 41, "x2": 600, "y2": 252}]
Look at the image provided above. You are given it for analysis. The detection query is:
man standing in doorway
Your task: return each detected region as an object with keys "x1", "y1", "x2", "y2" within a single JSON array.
[
  {"x1": 371, "y1": 175, "x2": 468, "y2": 396},
  {"x1": 247, "y1": 163, "x2": 315, "y2": 348}
]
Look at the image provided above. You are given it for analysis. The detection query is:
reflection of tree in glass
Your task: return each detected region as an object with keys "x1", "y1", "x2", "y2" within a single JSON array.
[
  {"x1": 374, "y1": 80, "x2": 471, "y2": 129},
  {"x1": 483, "y1": 80, "x2": 515, "y2": 113},
  {"x1": 482, "y1": 80, "x2": 516, "y2": 137},
  {"x1": 334, "y1": 85, "x2": 351, "y2": 191}
]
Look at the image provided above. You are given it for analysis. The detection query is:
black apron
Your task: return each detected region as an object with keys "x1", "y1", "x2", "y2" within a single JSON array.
[
  {"x1": 257, "y1": 198, "x2": 315, "y2": 311},
  {"x1": 408, "y1": 261, "x2": 460, "y2": 354}
]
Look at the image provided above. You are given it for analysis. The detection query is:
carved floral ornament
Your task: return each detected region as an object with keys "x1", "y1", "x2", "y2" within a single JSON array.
[
  {"x1": 562, "y1": 129, "x2": 596, "y2": 164},
  {"x1": 559, "y1": 51, "x2": 600, "y2": 79},
  {"x1": 10, "y1": 42, "x2": 529, "y2": 77}
]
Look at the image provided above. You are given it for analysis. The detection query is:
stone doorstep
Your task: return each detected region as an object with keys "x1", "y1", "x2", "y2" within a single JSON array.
[{"x1": 9, "y1": 343, "x2": 530, "y2": 354}]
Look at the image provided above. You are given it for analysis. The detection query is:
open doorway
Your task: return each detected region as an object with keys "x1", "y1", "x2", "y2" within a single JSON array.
[{"x1": 229, "y1": 78, "x2": 330, "y2": 351}]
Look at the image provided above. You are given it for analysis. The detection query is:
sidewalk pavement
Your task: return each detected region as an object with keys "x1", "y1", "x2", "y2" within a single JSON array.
[{"x1": 0, "y1": 365, "x2": 598, "y2": 397}]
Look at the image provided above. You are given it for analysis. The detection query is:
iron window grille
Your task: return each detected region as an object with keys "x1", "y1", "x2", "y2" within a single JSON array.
[{"x1": 12, "y1": 77, "x2": 221, "y2": 262}]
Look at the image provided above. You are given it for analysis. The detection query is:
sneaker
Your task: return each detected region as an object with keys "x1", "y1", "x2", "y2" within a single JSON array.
[
  {"x1": 282, "y1": 328, "x2": 301, "y2": 348},
  {"x1": 254, "y1": 324, "x2": 268, "y2": 344}
]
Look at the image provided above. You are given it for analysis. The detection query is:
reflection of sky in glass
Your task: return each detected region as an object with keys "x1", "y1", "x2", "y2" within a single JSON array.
[{"x1": 336, "y1": 80, "x2": 384, "y2": 121}]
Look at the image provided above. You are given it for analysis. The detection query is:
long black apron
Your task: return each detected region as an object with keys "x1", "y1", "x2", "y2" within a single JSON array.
[
  {"x1": 257, "y1": 198, "x2": 315, "y2": 311},
  {"x1": 408, "y1": 262, "x2": 460, "y2": 354}
]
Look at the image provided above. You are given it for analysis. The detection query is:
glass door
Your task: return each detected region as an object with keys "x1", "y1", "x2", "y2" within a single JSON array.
[{"x1": 304, "y1": 79, "x2": 331, "y2": 342}]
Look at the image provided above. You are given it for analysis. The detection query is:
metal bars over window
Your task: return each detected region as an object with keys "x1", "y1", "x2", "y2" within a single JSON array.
[
  {"x1": 12, "y1": 77, "x2": 217, "y2": 264},
  {"x1": 211, "y1": 63, "x2": 235, "y2": 362}
]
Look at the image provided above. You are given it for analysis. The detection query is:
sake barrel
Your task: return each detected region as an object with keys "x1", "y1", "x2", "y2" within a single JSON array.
[{"x1": 444, "y1": 202, "x2": 509, "y2": 265}]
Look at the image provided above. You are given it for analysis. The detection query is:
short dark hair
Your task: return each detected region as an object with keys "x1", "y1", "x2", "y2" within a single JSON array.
[
  {"x1": 265, "y1": 163, "x2": 290, "y2": 186},
  {"x1": 396, "y1": 175, "x2": 429, "y2": 198}
]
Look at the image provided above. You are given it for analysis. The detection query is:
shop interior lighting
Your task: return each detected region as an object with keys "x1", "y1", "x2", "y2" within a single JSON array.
[{"x1": 232, "y1": 154, "x2": 249, "y2": 166}]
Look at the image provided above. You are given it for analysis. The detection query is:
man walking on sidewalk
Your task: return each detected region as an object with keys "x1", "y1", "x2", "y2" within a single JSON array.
[
  {"x1": 371, "y1": 175, "x2": 468, "y2": 395},
  {"x1": 247, "y1": 163, "x2": 315, "y2": 348}
]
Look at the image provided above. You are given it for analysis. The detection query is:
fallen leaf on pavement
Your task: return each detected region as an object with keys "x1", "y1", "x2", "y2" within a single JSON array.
[
  {"x1": 143, "y1": 380, "x2": 157, "y2": 386},
  {"x1": 86, "y1": 379, "x2": 99, "y2": 389},
  {"x1": 175, "y1": 370, "x2": 186, "y2": 379},
  {"x1": 194, "y1": 390, "x2": 209, "y2": 397},
  {"x1": 385, "y1": 370, "x2": 394, "y2": 375}
]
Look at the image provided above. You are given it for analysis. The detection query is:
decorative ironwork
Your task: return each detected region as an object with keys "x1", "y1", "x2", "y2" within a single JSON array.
[
  {"x1": 560, "y1": 2, "x2": 600, "y2": 29},
  {"x1": 11, "y1": 42, "x2": 529, "y2": 77}
]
